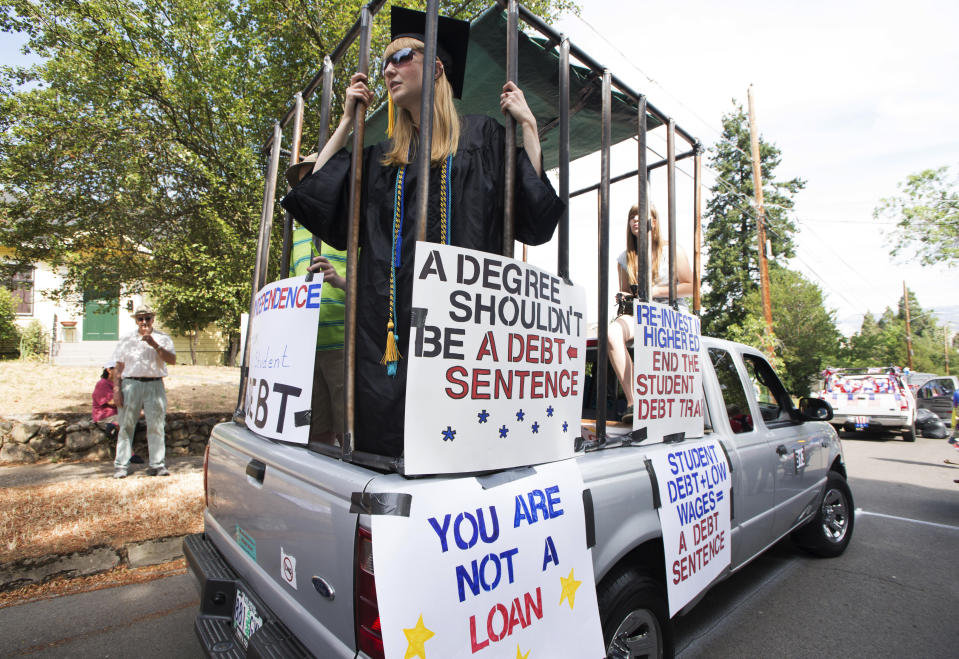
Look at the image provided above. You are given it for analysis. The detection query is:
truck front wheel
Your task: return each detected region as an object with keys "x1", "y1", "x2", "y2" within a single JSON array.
[
  {"x1": 791, "y1": 471, "x2": 855, "y2": 557},
  {"x1": 599, "y1": 566, "x2": 673, "y2": 659},
  {"x1": 903, "y1": 421, "x2": 916, "y2": 442}
]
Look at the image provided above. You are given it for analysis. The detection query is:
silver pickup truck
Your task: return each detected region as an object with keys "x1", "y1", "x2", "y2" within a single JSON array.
[{"x1": 184, "y1": 336, "x2": 852, "y2": 658}]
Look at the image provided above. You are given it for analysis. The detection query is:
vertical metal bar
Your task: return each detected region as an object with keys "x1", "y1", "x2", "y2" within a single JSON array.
[
  {"x1": 502, "y1": 0, "x2": 519, "y2": 257},
  {"x1": 317, "y1": 56, "x2": 334, "y2": 152},
  {"x1": 280, "y1": 93, "x2": 305, "y2": 277},
  {"x1": 236, "y1": 122, "x2": 283, "y2": 419},
  {"x1": 637, "y1": 96, "x2": 649, "y2": 302},
  {"x1": 557, "y1": 36, "x2": 570, "y2": 280},
  {"x1": 693, "y1": 148, "x2": 703, "y2": 314},
  {"x1": 414, "y1": 0, "x2": 440, "y2": 242},
  {"x1": 313, "y1": 56, "x2": 335, "y2": 258},
  {"x1": 342, "y1": 5, "x2": 372, "y2": 456},
  {"x1": 596, "y1": 70, "x2": 612, "y2": 442},
  {"x1": 667, "y1": 118, "x2": 677, "y2": 307}
]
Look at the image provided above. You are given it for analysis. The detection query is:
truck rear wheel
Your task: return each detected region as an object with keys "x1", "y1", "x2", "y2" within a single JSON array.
[
  {"x1": 903, "y1": 421, "x2": 916, "y2": 442},
  {"x1": 599, "y1": 566, "x2": 673, "y2": 659},
  {"x1": 792, "y1": 471, "x2": 854, "y2": 558}
]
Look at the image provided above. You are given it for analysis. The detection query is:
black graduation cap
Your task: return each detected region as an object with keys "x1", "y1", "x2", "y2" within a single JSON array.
[{"x1": 390, "y1": 6, "x2": 470, "y2": 99}]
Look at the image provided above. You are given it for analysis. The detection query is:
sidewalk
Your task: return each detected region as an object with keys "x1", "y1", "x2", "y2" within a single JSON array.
[{"x1": 1, "y1": 456, "x2": 204, "y2": 593}]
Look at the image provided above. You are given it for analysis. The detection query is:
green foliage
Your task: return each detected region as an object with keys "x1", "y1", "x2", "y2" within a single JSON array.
[
  {"x1": 0, "y1": 287, "x2": 20, "y2": 352},
  {"x1": 0, "y1": 0, "x2": 578, "y2": 345},
  {"x1": 701, "y1": 101, "x2": 805, "y2": 337},
  {"x1": 18, "y1": 318, "x2": 49, "y2": 359},
  {"x1": 874, "y1": 166, "x2": 959, "y2": 266},
  {"x1": 726, "y1": 267, "x2": 841, "y2": 395},
  {"x1": 841, "y1": 289, "x2": 958, "y2": 373}
]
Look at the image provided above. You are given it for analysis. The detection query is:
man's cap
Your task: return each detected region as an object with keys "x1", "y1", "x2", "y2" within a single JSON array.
[
  {"x1": 131, "y1": 304, "x2": 155, "y2": 318},
  {"x1": 285, "y1": 153, "x2": 319, "y2": 189},
  {"x1": 104, "y1": 360, "x2": 116, "y2": 369},
  {"x1": 390, "y1": 6, "x2": 470, "y2": 99}
]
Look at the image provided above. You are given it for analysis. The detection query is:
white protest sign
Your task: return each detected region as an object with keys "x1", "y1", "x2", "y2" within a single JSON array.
[
  {"x1": 245, "y1": 275, "x2": 322, "y2": 443},
  {"x1": 647, "y1": 439, "x2": 731, "y2": 616},
  {"x1": 404, "y1": 243, "x2": 588, "y2": 475},
  {"x1": 632, "y1": 301, "x2": 704, "y2": 443},
  {"x1": 372, "y1": 459, "x2": 605, "y2": 659}
]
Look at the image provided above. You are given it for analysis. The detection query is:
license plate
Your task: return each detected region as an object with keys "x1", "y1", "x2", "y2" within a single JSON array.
[
  {"x1": 233, "y1": 587, "x2": 263, "y2": 649},
  {"x1": 853, "y1": 416, "x2": 869, "y2": 430}
]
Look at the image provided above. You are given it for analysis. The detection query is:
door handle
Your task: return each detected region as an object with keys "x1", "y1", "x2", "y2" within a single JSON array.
[
  {"x1": 776, "y1": 444, "x2": 788, "y2": 457},
  {"x1": 246, "y1": 459, "x2": 266, "y2": 483}
]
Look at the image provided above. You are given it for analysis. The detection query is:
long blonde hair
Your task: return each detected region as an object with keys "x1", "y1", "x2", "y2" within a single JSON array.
[
  {"x1": 624, "y1": 203, "x2": 661, "y2": 286},
  {"x1": 381, "y1": 38, "x2": 461, "y2": 167}
]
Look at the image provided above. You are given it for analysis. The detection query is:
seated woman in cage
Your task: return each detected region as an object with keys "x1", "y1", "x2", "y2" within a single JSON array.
[
  {"x1": 608, "y1": 203, "x2": 693, "y2": 423},
  {"x1": 282, "y1": 7, "x2": 564, "y2": 457}
]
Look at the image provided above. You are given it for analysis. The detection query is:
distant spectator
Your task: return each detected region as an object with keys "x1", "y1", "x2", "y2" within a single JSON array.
[
  {"x1": 92, "y1": 360, "x2": 118, "y2": 426},
  {"x1": 111, "y1": 304, "x2": 176, "y2": 479}
]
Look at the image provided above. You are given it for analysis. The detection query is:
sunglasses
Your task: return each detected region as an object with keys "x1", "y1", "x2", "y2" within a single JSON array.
[
  {"x1": 135, "y1": 315, "x2": 154, "y2": 322},
  {"x1": 381, "y1": 47, "x2": 419, "y2": 74}
]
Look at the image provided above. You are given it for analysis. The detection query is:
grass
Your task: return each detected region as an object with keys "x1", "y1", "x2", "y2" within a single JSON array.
[
  {"x1": 0, "y1": 470, "x2": 204, "y2": 565},
  {"x1": 0, "y1": 362, "x2": 240, "y2": 418}
]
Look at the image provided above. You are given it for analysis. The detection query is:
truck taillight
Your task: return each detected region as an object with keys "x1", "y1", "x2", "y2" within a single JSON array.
[
  {"x1": 355, "y1": 526, "x2": 383, "y2": 659},
  {"x1": 203, "y1": 443, "x2": 210, "y2": 508}
]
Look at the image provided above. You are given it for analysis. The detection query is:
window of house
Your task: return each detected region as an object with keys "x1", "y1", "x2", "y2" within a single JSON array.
[{"x1": 6, "y1": 267, "x2": 34, "y2": 316}]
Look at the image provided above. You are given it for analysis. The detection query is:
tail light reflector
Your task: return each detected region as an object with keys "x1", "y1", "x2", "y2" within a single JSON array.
[{"x1": 355, "y1": 526, "x2": 384, "y2": 659}]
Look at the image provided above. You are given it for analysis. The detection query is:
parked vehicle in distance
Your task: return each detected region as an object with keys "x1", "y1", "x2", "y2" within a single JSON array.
[
  {"x1": 818, "y1": 367, "x2": 916, "y2": 441},
  {"x1": 185, "y1": 337, "x2": 853, "y2": 658},
  {"x1": 914, "y1": 375, "x2": 957, "y2": 425}
]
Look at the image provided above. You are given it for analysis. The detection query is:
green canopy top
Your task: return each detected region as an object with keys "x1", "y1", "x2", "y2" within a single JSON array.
[{"x1": 364, "y1": 6, "x2": 662, "y2": 171}]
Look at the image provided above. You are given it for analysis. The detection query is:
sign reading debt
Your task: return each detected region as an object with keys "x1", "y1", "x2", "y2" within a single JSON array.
[
  {"x1": 632, "y1": 301, "x2": 704, "y2": 442},
  {"x1": 245, "y1": 275, "x2": 322, "y2": 444},
  {"x1": 372, "y1": 459, "x2": 605, "y2": 659},
  {"x1": 647, "y1": 439, "x2": 731, "y2": 616},
  {"x1": 405, "y1": 243, "x2": 588, "y2": 475}
]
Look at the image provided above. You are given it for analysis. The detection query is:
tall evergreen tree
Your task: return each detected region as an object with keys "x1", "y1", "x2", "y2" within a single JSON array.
[{"x1": 701, "y1": 101, "x2": 804, "y2": 336}]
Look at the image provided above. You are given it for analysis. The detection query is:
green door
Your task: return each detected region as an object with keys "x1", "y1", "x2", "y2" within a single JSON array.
[{"x1": 82, "y1": 289, "x2": 119, "y2": 341}]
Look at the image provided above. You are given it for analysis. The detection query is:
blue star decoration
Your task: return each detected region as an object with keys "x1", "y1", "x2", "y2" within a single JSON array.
[
  {"x1": 516, "y1": 409, "x2": 525, "y2": 421},
  {"x1": 546, "y1": 405, "x2": 554, "y2": 417},
  {"x1": 499, "y1": 425, "x2": 509, "y2": 438},
  {"x1": 477, "y1": 409, "x2": 490, "y2": 424},
  {"x1": 531, "y1": 421, "x2": 540, "y2": 434},
  {"x1": 562, "y1": 421, "x2": 569, "y2": 432},
  {"x1": 441, "y1": 426, "x2": 456, "y2": 442}
]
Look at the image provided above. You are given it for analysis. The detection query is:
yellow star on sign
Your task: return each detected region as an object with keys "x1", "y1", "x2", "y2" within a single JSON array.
[
  {"x1": 559, "y1": 568, "x2": 582, "y2": 610},
  {"x1": 516, "y1": 644, "x2": 531, "y2": 659},
  {"x1": 403, "y1": 614, "x2": 435, "y2": 659}
]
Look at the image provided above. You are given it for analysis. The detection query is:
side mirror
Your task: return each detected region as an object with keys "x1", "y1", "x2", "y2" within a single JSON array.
[{"x1": 798, "y1": 397, "x2": 833, "y2": 422}]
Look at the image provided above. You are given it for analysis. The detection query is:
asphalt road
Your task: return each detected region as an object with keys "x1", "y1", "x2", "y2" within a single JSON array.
[{"x1": 1, "y1": 434, "x2": 956, "y2": 658}]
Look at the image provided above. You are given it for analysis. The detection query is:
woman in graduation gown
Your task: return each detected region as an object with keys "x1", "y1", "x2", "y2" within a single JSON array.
[{"x1": 282, "y1": 7, "x2": 565, "y2": 458}]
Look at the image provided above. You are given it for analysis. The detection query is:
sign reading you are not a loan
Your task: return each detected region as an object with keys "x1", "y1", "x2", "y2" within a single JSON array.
[{"x1": 404, "y1": 243, "x2": 588, "y2": 475}]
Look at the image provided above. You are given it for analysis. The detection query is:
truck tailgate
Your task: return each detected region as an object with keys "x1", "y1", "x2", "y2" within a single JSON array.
[{"x1": 202, "y1": 422, "x2": 373, "y2": 655}]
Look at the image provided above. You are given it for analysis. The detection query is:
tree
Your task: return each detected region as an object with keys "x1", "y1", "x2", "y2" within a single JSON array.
[
  {"x1": 875, "y1": 166, "x2": 959, "y2": 266},
  {"x1": 701, "y1": 101, "x2": 805, "y2": 337},
  {"x1": 726, "y1": 267, "x2": 841, "y2": 396},
  {"x1": 0, "y1": 0, "x2": 578, "y2": 359},
  {"x1": 0, "y1": 287, "x2": 20, "y2": 355}
]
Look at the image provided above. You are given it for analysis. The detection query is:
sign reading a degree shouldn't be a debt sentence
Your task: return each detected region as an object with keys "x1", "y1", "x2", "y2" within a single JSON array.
[{"x1": 404, "y1": 243, "x2": 588, "y2": 475}]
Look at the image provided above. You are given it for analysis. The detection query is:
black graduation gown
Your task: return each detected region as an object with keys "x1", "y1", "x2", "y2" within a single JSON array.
[{"x1": 281, "y1": 114, "x2": 565, "y2": 458}]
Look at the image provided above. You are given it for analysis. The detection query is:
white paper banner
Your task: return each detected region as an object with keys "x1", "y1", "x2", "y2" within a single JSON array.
[
  {"x1": 646, "y1": 439, "x2": 732, "y2": 616},
  {"x1": 632, "y1": 301, "x2": 705, "y2": 443},
  {"x1": 372, "y1": 459, "x2": 605, "y2": 659},
  {"x1": 245, "y1": 275, "x2": 322, "y2": 443},
  {"x1": 404, "y1": 244, "x2": 588, "y2": 475}
]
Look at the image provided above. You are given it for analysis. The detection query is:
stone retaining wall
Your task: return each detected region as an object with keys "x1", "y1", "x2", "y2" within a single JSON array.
[{"x1": 0, "y1": 413, "x2": 229, "y2": 464}]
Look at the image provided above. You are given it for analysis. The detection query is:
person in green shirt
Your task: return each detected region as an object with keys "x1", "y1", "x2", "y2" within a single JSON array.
[{"x1": 287, "y1": 154, "x2": 346, "y2": 446}]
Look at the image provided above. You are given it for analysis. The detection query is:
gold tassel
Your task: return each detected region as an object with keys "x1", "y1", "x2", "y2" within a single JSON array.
[
  {"x1": 387, "y1": 95, "x2": 395, "y2": 137},
  {"x1": 380, "y1": 320, "x2": 402, "y2": 376}
]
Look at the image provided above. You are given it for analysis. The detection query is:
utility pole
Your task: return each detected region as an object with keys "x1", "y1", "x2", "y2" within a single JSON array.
[
  {"x1": 903, "y1": 281, "x2": 914, "y2": 370},
  {"x1": 747, "y1": 85, "x2": 774, "y2": 339}
]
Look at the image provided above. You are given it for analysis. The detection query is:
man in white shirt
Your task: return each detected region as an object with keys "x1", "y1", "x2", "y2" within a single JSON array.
[{"x1": 111, "y1": 304, "x2": 176, "y2": 478}]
